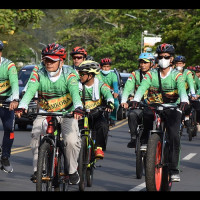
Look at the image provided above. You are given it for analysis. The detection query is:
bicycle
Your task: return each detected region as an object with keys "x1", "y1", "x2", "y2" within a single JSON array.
[
  {"x1": 29, "y1": 111, "x2": 73, "y2": 191},
  {"x1": 145, "y1": 103, "x2": 180, "y2": 191},
  {"x1": 186, "y1": 99, "x2": 200, "y2": 141},
  {"x1": 78, "y1": 106, "x2": 108, "y2": 191}
]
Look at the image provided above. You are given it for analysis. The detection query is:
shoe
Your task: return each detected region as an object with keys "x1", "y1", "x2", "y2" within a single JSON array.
[
  {"x1": 109, "y1": 119, "x2": 115, "y2": 127},
  {"x1": 95, "y1": 147, "x2": 104, "y2": 159},
  {"x1": 69, "y1": 171, "x2": 80, "y2": 185},
  {"x1": 30, "y1": 171, "x2": 37, "y2": 183},
  {"x1": 170, "y1": 170, "x2": 180, "y2": 182},
  {"x1": 127, "y1": 138, "x2": 136, "y2": 148},
  {"x1": 1, "y1": 157, "x2": 13, "y2": 173}
]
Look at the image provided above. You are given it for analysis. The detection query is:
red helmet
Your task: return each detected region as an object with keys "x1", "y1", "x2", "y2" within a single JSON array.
[
  {"x1": 70, "y1": 46, "x2": 87, "y2": 57},
  {"x1": 187, "y1": 66, "x2": 196, "y2": 71},
  {"x1": 42, "y1": 43, "x2": 66, "y2": 61},
  {"x1": 100, "y1": 58, "x2": 112, "y2": 66},
  {"x1": 195, "y1": 65, "x2": 200, "y2": 72}
]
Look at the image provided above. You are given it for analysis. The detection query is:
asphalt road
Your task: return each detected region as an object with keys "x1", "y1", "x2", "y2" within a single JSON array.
[{"x1": 0, "y1": 118, "x2": 200, "y2": 191}]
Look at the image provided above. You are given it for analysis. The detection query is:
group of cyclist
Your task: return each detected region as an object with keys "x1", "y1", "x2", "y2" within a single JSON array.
[
  {"x1": 0, "y1": 41, "x2": 119, "y2": 185},
  {"x1": 1, "y1": 39, "x2": 200, "y2": 187},
  {"x1": 121, "y1": 43, "x2": 200, "y2": 182}
]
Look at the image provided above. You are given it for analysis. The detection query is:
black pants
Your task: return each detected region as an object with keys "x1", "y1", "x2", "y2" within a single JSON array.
[{"x1": 78, "y1": 112, "x2": 109, "y2": 151}]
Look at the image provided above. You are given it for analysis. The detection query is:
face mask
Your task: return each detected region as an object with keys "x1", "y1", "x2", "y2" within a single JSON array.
[
  {"x1": 46, "y1": 67, "x2": 60, "y2": 77},
  {"x1": 176, "y1": 66, "x2": 183, "y2": 71},
  {"x1": 158, "y1": 58, "x2": 170, "y2": 69},
  {"x1": 101, "y1": 70, "x2": 110, "y2": 75}
]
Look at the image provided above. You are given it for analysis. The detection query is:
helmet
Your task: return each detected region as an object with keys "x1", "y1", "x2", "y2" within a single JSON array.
[
  {"x1": 187, "y1": 66, "x2": 196, "y2": 71},
  {"x1": 42, "y1": 43, "x2": 66, "y2": 61},
  {"x1": 78, "y1": 60, "x2": 100, "y2": 75},
  {"x1": 174, "y1": 55, "x2": 186, "y2": 63},
  {"x1": 156, "y1": 43, "x2": 175, "y2": 55},
  {"x1": 138, "y1": 53, "x2": 154, "y2": 62},
  {"x1": 70, "y1": 46, "x2": 87, "y2": 57},
  {"x1": 195, "y1": 65, "x2": 200, "y2": 72},
  {"x1": 0, "y1": 41, "x2": 4, "y2": 51},
  {"x1": 100, "y1": 58, "x2": 112, "y2": 66}
]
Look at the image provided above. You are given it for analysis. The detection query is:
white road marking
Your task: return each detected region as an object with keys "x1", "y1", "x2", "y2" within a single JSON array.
[
  {"x1": 182, "y1": 153, "x2": 197, "y2": 160},
  {"x1": 129, "y1": 182, "x2": 146, "y2": 191}
]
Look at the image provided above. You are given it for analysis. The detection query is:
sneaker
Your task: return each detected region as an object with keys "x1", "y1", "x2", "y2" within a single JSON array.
[
  {"x1": 69, "y1": 171, "x2": 80, "y2": 185},
  {"x1": 30, "y1": 171, "x2": 37, "y2": 183},
  {"x1": 95, "y1": 147, "x2": 104, "y2": 159},
  {"x1": 170, "y1": 170, "x2": 180, "y2": 182},
  {"x1": 127, "y1": 138, "x2": 136, "y2": 148},
  {"x1": 1, "y1": 157, "x2": 13, "y2": 173}
]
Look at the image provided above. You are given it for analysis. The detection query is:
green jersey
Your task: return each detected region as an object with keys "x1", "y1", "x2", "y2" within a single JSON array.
[
  {"x1": 79, "y1": 77, "x2": 114, "y2": 110},
  {"x1": 133, "y1": 68, "x2": 188, "y2": 104},
  {"x1": 99, "y1": 71, "x2": 119, "y2": 93},
  {"x1": 0, "y1": 57, "x2": 19, "y2": 101},
  {"x1": 18, "y1": 65, "x2": 82, "y2": 112},
  {"x1": 181, "y1": 69, "x2": 195, "y2": 95}
]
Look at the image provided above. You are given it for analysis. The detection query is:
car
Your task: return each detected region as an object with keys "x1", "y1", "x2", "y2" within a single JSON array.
[
  {"x1": 111, "y1": 69, "x2": 130, "y2": 120},
  {"x1": 16, "y1": 65, "x2": 38, "y2": 130}
]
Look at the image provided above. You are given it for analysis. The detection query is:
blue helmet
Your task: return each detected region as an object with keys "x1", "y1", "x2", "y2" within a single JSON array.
[
  {"x1": 138, "y1": 52, "x2": 154, "y2": 62},
  {"x1": 174, "y1": 55, "x2": 186, "y2": 63}
]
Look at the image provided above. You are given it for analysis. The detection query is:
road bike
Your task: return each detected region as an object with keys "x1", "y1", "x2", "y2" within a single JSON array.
[
  {"x1": 78, "y1": 106, "x2": 108, "y2": 191},
  {"x1": 145, "y1": 103, "x2": 180, "y2": 191},
  {"x1": 29, "y1": 111, "x2": 73, "y2": 191}
]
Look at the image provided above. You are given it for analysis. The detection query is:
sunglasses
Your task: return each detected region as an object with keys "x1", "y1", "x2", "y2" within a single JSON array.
[
  {"x1": 158, "y1": 55, "x2": 171, "y2": 60},
  {"x1": 73, "y1": 56, "x2": 84, "y2": 60},
  {"x1": 79, "y1": 73, "x2": 88, "y2": 77}
]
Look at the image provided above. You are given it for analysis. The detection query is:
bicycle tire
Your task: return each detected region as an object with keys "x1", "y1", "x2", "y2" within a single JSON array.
[
  {"x1": 187, "y1": 120, "x2": 193, "y2": 141},
  {"x1": 136, "y1": 132, "x2": 143, "y2": 179},
  {"x1": 145, "y1": 133, "x2": 163, "y2": 191},
  {"x1": 78, "y1": 136, "x2": 88, "y2": 191},
  {"x1": 36, "y1": 141, "x2": 53, "y2": 191}
]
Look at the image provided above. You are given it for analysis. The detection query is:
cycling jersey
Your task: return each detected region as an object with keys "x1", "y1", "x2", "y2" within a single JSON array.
[
  {"x1": 133, "y1": 68, "x2": 189, "y2": 104},
  {"x1": 18, "y1": 65, "x2": 82, "y2": 112},
  {"x1": 181, "y1": 69, "x2": 195, "y2": 95},
  {"x1": 0, "y1": 57, "x2": 19, "y2": 101},
  {"x1": 99, "y1": 71, "x2": 119, "y2": 93},
  {"x1": 79, "y1": 77, "x2": 114, "y2": 110},
  {"x1": 121, "y1": 69, "x2": 148, "y2": 103}
]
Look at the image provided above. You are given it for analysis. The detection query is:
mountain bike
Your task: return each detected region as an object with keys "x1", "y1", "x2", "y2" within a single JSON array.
[
  {"x1": 29, "y1": 111, "x2": 73, "y2": 191},
  {"x1": 145, "y1": 103, "x2": 179, "y2": 191},
  {"x1": 78, "y1": 106, "x2": 108, "y2": 191}
]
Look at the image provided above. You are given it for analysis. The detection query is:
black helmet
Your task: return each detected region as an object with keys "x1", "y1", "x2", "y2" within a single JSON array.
[
  {"x1": 156, "y1": 43, "x2": 175, "y2": 55},
  {"x1": 0, "y1": 41, "x2": 4, "y2": 51}
]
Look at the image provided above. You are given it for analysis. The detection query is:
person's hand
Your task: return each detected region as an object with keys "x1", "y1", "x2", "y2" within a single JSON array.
[
  {"x1": 121, "y1": 103, "x2": 128, "y2": 109},
  {"x1": 113, "y1": 93, "x2": 118, "y2": 99},
  {"x1": 9, "y1": 100, "x2": 19, "y2": 111},
  {"x1": 73, "y1": 107, "x2": 84, "y2": 120},
  {"x1": 179, "y1": 102, "x2": 189, "y2": 111},
  {"x1": 105, "y1": 101, "x2": 114, "y2": 112},
  {"x1": 15, "y1": 108, "x2": 27, "y2": 118}
]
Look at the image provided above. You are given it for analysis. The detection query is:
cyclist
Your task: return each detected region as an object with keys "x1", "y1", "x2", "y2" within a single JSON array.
[
  {"x1": 70, "y1": 46, "x2": 87, "y2": 78},
  {"x1": 99, "y1": 58, "x2": 119, "y2": 126},
  {"x1": 0, "y1": 40, "x2": 19, "y2": 173},
  {"x1": 121, "y1": 52, "x2": 154, "y2": 148},
  {"x1": 174, "y1": 56, "x2": 197, "y2": 127},
  {"x1": 131, "y1": 43, "x2": 189, "y2": 182},
  {"x1": 15, "y1": 43, "x2": 84, "y2": 185},
  {"x1": 78, "y1": 60, "x2": 114, "y2": 158}
]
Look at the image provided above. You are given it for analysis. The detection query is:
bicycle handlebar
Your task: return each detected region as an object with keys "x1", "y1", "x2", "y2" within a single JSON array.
[
  {"x1": 28, "y1": 112, "x2": 73, "y2": 118},
  {"x1": 0, "y1": 102, "x2": 10, "y2": 109}
]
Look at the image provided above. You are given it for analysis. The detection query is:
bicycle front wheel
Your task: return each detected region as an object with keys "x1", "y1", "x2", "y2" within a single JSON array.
[
  {"x1": 36, "y1": 141, "x2": 53, "y2": 191},
  {"x1": 78, "y1": 136, "x2": 88, "y2": 191},
  {"x1": 145, "y1": 133, "x2": 163, "y2": 191}
]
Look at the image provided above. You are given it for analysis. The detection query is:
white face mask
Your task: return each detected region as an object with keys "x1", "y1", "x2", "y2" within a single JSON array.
[
  {"x1": 176, "y1": 66, "x2": 183, "y2": 71},
  {"x1": 158, "y1": 58, "x2": 171, "y2": 69},
  {"x1": 46, "y1": 67, "x2": 61, "y2": 77}
]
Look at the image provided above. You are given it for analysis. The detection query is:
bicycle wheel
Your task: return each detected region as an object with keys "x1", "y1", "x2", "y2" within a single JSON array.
[
  {"x1": 36, "y1": 141, "x2": 53, "y2": 191},
  {"x1": 187, "y1": 119, "x2": 193, "y2": 141},
  {"x1": 136, "y1": 131, "x2": 143, "y2": 179},
  {"x1": 145, "y1": 133, "x2": 163, "y2": 191},
  {"x1": 54, "y1": 142, "x2": 69, "y2": 191},
  {"x1": 78, "y1": 136, "x2": 88, "y2": 191}
]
